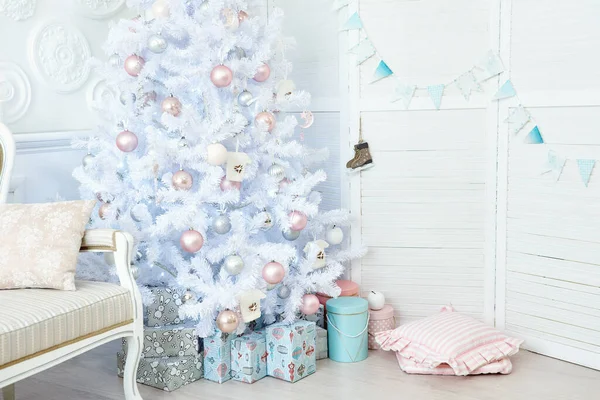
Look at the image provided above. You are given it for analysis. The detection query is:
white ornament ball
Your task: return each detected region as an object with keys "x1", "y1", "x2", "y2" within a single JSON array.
[
  {"x1": 326, "y1": 226, "x2": 344, "y2": 245},
  {"x1": 108, "y1": 53, "x2": 121, "y2": 67},
  {"x1": 147, "y1": 34, "x2": 168, "y2": 54},
  {"x1": 238, "y1": 90, "x2": 253, "y2": 107},
  {"x1": 223, "y1": 255, "x2": 244, "y2": 276},
  {"x1": 212, "y1": 214, "x2": 232, "y2": 235},
  {"x1": 367, "y1": 291, "x2": 386, "y2": 311},
  {"x1": 282, "y1": 228, "x2": 300, "y2": 241},
  {"x1": 82, "y1": 154, "x2": 94, "y2": 169},
  {"x1": 119, "y1": 92, "x2": 136, "y2": 105},
  {"x1": 152, "y1": 0, "x2": 170, "y2": 18},
  {"x1": 130, "y1": 203, "x2": 146, "y2": 222},
  {"x1": 206, "y1": 143, "x2": 228, "y2": 166},
  {"x1": 198, "y1": 1, "x2": 209, "y2": 12},
  {"x1": 268, "y1": 164, "x2": 285, "y2": 181}
]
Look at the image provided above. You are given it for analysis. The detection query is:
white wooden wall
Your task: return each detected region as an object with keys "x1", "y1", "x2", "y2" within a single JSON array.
[{"x1": 345, "y1": 0, "x2": 600, "y2": 369}]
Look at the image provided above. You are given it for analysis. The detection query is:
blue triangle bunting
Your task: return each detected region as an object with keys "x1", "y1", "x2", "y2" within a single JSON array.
[
  {"x1": 371, "y1": 61, "x2": 393, "y2": 83},
  {"x1": 524, "y1": 126, "x2": 544, "y2": 144},
  {"x1": 427, "y1": 84, "x2": 445, "y2": 109},
  {"x1": 577, "y1": 159, "x2": 596, "y2": 187},
  {"x1": 494, "y1": 80, "x2": 517, "y2": 100},
  {"x1": 341, "y1": 12, "x2": 363, "y2": 31}
]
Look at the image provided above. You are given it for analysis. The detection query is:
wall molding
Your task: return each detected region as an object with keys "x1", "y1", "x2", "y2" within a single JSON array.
[{"x1": 14, "y1": 130, "x2": 87, "y2": 154}]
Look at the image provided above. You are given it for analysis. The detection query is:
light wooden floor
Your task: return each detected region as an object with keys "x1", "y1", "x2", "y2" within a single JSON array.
[{"x1": 6, "y1": 340, "x2": 600, "y2": 400}]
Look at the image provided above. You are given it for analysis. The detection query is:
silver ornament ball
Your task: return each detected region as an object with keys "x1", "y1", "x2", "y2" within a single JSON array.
[
  {"x1": 223, "y1": 255, "x2": 244, "y2": 276},
  {"x1": 268, "y1": 164, "x2": 285, "y2": 181},
  {"x1": 182, "y1": 290, "x2": 195, "y2": 303},
  {"x1": 108, "y1": 53, "x2": 121, "y2": 67},
  {"x1": 147, "y1": 34, "x2": 168, "y2": 54},
  {"x1": 266, "y1": 283, "x2": 277, "y2": 291},
  {"x1": 277, "y1": 285, "x2": 291, "y2": 299},
  {"x1": 237, "y1": 90, "x2": 253, "y2": 107},
  {"x1": 82, "y1": 153, "x2": 95, "y2": 169},
  {"x1": 228, "y1": 47, "x2": 246, "y2": 60},
  {"x1": 212, "y1": 214, "x2": 232, "y2": 235},
  {"x1": 282, "y1": 228, "x2": 301, "y2": 241},
  {"x1": 119, "y1": 91, "x2": 136, "y2": 105}
]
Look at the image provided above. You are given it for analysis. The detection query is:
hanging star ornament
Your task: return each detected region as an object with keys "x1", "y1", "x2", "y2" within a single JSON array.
[
  {"x1": 455, "y1": 71, "x2": 481, "y2": 101},
  {"x1": 505, "y1": 106, "x2": 531, "y2": 134},
  {"x1": 391, "y1": 82, "x2": 417, "y2": 108},
  {"x1": 349, "y1": 39, "x2": 376, "y2": 65}
]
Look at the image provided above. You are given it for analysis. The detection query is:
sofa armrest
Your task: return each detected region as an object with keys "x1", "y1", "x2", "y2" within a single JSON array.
[{"x1": 80, "y1": 229, "x2": 118, "y2": 253}]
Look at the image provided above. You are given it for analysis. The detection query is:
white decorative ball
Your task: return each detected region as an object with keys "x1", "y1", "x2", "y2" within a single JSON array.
[
  {"x1": 206, "y1": 143, "x2": 228, "y2": 166},
  {"x1": 119, "y1": 91, "x2": 136, "y2": 105},
  {"x1": 108, "y1": 53, "x2": 121, "y2": 67},
  {"x1": 152, "y1": 0, "x2": 170, "y2": 18},
  {"x1": 82, "y1": 153, "x2": 95, "y2": 169},
  {"x1": 268, "y1": 164, "x2": 285, "y2": 181},
  {"x1": 223, "y1": 255, "x2": 244, "y2": 276},
  {"x1": 367, "y1": 291, "x2": 386, "y2": 311},
  {"x1": 238, "y1": 90, "x2": 253, "y2": 107},
  {"x1": 147, "y1": 34, "x2": 168, "y2": 54},
  {"x1": 212, "y1": 214, "x2": 232, "y2": 235},
  {"x1": 326, "y1": 226, "x2": 344, "y2": 245}
]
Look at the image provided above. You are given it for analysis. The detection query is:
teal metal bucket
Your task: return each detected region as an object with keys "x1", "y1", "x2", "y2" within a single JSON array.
[{"x1": 326, "y1": 297, "x2": 369, "y2": 363}]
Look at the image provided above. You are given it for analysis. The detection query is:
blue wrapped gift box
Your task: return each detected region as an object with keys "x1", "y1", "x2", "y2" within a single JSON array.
[
  {"x1": 266, "y1": 320, "x2": 317, "y2": 383},
  {"x1": 231, "y1": 330, "x2": 268, "y2": 383},
  {"x1": 203, "y1": 330, "x2": 235, "y2": 383}
]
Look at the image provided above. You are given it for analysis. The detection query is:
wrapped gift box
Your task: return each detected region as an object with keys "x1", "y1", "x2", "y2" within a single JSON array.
[
  {"x1": 231, "y1": 330, "x2": 268, "y2": 383},
  {"x1": 203, "y1": 330, "x2": 235, "y2": 383},
  {"x1": 299, "y1": 304, "x2": 325, "y2": 329},
  {"x1": 122, "y1": 323, "x2": 199, "y2": 358},
  {"x1": 117, "y1": 352, "x2": 202, "y2": 392},
  {"x1": 266, "y1": 321, "x2": 317, "y2": 383},
  {"x1": 146, "y1": 287, "x2": 184, "y2": 327},
  {"x1": 316, "y1": 327, "x2": 328, "y2": 360}
]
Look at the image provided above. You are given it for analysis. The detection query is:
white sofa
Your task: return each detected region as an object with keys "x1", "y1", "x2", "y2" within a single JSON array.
[{"x1": 0, "y1": 123, "x2": 144, "y2": 400}]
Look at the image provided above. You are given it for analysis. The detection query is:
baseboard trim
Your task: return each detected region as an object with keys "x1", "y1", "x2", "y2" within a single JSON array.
[{"x1": 14, "y1": 130, "x2": 88, "y2": 153}]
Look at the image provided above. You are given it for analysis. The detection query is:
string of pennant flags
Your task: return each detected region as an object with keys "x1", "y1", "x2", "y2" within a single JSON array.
[{"x1": 331, "y1": 0, "x2": 597, "y2": 187}]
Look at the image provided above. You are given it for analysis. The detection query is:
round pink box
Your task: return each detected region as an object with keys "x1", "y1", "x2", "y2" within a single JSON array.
[{"x1": 368, "y1": 304, "x2": 395, "y2": 350}]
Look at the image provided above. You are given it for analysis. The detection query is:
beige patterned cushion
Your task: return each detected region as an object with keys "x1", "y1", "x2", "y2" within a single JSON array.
[
  {"x1": 0, "y1": 281, "x2": 133, "y2": 367},
  {"x1": 0, "y1": 200, "x2": 95, "y2": 290}
]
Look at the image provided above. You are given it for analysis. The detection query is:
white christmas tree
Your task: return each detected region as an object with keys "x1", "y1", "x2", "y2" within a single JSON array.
[{"x1": 74, "y1": 0, "x2": 364, "y2": 337}]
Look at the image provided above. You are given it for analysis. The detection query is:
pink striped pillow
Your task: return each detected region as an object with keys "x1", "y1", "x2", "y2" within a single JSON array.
[
  {"x1": 396, "y1": 353, "x2": 513, "y2": 375},
  {"x1": 375, "y1": 307, "x2": 523, "y2": 376}
]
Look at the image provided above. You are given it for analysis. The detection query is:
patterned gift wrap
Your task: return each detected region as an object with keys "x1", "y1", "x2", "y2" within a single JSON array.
[
  {"x1": 368, "y1": 305, "x2": 396, "y2": 350},
  {"x1": 146, "y1": 287, "x2": 184, "y2": 327},
  {"x1": 122, "y1": 323, "x2": 199, "y2": 358},
  {"x1": 316, "y1": 327, "x2": 328, "y2": 360},
  {"x1": 231, "y1": 330, "x2": 268, "y2": 383},
  {"x1": 266, "y1": 321, "x2": 317, "y2": 383},
  {"x1": 117, "y1": 352, "x2": 203, "y2": 392},
  {"x1": 203, "y1": 330, "x2": 235, "y2": 383},
  {"x1": 299, "y1": 304, "x2": 325, "y2": 329}
]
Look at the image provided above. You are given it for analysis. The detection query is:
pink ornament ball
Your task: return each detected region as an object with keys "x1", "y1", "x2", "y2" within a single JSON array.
[
  {"x1": 211, "y1": 65, "x2": 233, "y2": 88},
  {"x1": 220, "y1": 176, "x2": 241, "y2": 191},
  {"x1": 161, "y1": 96, "x2": 182, "y2": 116},
  {"x1": 116, "y1": 130, "x2": 138, "y2": 152},
  {"x1": 254, "y1": 111, "x2": 276, "y2": 132},
  {"x1": 288, "y1": 210, "x2": 308, "y2": 231},
  {"x1": 124, "y1": 55, "x2": 145, "y2": 77},
  {"x1": 216, "y1": 310, "x2": 239, "y2": 333},
  {"x1": 238, "y1": 10, "x2": 249, "y2": 22},
  {"x1": 180, "y1": 229, "x2": 204, "y2": 253},
  {"x1": 300, "y1": 294, "x2": 320, "y2": 315},
  {"x1": 253, "y1": 63, "x2": 271, "y2": 82},
  {"x1": 98, "y1": 203, "x2": 111, "y2": 220},
  {"x1": 172, "y1": 170, "x2": 193, "y2": 191},
  {"x1": 279, "y1": 178, "x2": 291, "y2": 190},
  {"x1": 262, "y1": 261, "x2": 285, "y2": 285}
]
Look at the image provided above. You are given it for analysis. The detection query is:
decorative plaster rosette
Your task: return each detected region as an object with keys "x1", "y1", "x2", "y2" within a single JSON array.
[
  {"x1": 30, "y1": 22, "x2": 91, "y2": 93},
  {"x1": 87, "y1": 79, "x2": 117, "y2": 110},
  {"x1": 0, "y1": 0, "x2": 37, "y2": 21},
  {"x1": 0, "y1": 62, "x2": 32, "y2": 123},
  {"x1": 73, "y1": 0, "x2": 125, "y2": 19}
]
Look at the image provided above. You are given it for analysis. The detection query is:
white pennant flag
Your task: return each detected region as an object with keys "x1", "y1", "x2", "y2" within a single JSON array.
[
  {"x1": 505, "y1": 106, "x2": 531, "y2": 134},
  {"x1": 477, "y1": 50, "x2": 505, "y2": 82},
  {"x1": 391, "y1": 82, "x2": 416, "y2": 108},
  {"x1": 542, "y1": 151, "x2": 566, "y2": 181},
  {"x1": 349, "y1": 39, "x2": 376, "y2": 65}
]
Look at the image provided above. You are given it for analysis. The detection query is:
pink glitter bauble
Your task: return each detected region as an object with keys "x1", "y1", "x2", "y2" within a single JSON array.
[
  {"x1": 172, "y1": 170, "x2": 193, "y2": 191},
  {"x1": 262, "y1": 261, "x2": 285, "y2": 285},
  {"x1": 116, "y1": 130, "x2": 138, "y2": 152},
  {"x1": 288, "y1": 211, "x2": 307, "y2": 231},
  {"x1": 124, "y1": 55, "x2": 145, "y2": 77},
  {"x1": 220, "y1": 177, "x2": 241, "y2": 191},
  {"x1": 211, "y1": 65, "x2": 233, "y2": 88},
  {"x1": 254, "y1": 111, "x2": 276, "y2": 132},
  {"x1": 253, "y1": 63, "x2": 271, "y2": 82},
  {"x1": 238, "y1": 10, "x2": 249, "y2": 22},
  {"x1": 300, "y1": 294, "x2": 320, "y2": 315},
  {"x1": 161, "y1": 96, "x2": 182, "y2": 116},
  {"x1": 180, "y1": 229, "x2": 204, "y2": 253}
]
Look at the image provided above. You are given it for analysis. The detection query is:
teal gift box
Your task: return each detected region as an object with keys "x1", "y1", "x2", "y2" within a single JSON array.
[
  {"x1": 326, "y1": 297, "x2": 369, "y2": 363},
  {"x1": 231, "y1": 330, "x2": 268, "y2": 383},
  {"x1": 266, "y1": 321, "x2": 316, "y2": 383},
  {"x1": 203, "y1": 330, "x2": 235, "y2": 383}
]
